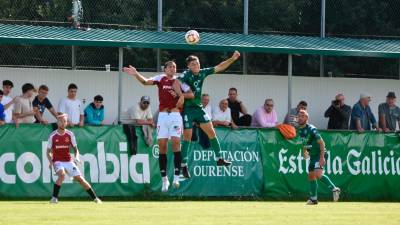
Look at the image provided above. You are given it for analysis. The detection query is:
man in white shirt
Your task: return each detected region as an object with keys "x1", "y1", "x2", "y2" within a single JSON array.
[
  {"x1": 1, "y1": 80, "x2": 14, "y2": 123},
  {"x1": 201, "y1": 93, "x2": 212, "y2": 119},
  {"x1": 58, "y1": 83, "x2": 84, "y2": 127},
  {"x1": 212, "y1": 99, "x2": 238, "y2": 129},
  {"x1": 13, "y1": 83, "x2": 37, "y2": 125},
  {"x1": 128, "y1": 96, "x2": 154, "y2": 146}
]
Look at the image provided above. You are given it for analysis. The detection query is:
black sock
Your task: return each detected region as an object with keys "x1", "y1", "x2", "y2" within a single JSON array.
[
  {"x1": 174, "y1": 152, "x2": 182, "y2": 176},
  {"x1": 159, "y1": 154, "x2": 167, "y2": 177},
  {"x1": 86, "y1": 188, "x2": 97, "y2": 200},
  {"x1": 53, "y1": 184, "x2": 61, "y2": 198}
]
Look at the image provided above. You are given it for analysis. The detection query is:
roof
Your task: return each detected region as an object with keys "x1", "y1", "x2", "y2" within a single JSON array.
[{"x1": 1, "y1": 23, "x2": 400, "y2": 58}]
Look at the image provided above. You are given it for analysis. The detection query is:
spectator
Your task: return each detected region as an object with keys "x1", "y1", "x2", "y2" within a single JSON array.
[
  {"x1": 0, "y1": 90, "x2": 5, "y2": 125},
  {"x1": 84, "y1": 95, "x2": 105, "y2": 125},
  {"x1": 284, "y1": 100, "x2": 308, "y2": 127},
  {"x1": 324, "y1": 93, "x2": 352, "y2": 130},
  {"x1": 378, "y1": 92, "x2": 400, "y2": 132},
  {"x1": 213, "y1": 99, "x2": 238, "y2": 129},
  {"x1": 350, "y1": 93, "x2": 381, "y2": 132},
  {"x1": 129, "y1": 96, "x2": 154, "y2": 146},
  {"x1": 1, "y1": 80, "x2": 14, "y2": 123},
  {"x1": 58, "y1": 83, "x2": 84, "y2": 127},
  {"x1": 202, "y1": 93, "x2": 212, "y2": 119},
  {"x1": 13, "y1": 83, "x2": 37, "y2": 125},
  {"x1": 33, "y1": 85, "x2": 58, "y2": 124},
  {"x1": 227, "y1": 87, "x2": 252, "y2": 126},
  {"x1": 251, "y1": 98, "x2": 278, "y2": 128}
]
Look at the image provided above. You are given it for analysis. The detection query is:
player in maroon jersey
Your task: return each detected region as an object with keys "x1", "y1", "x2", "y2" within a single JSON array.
[
  {"x1": 46, "y1": 113, "x2": 101, "y2": 203},
  {"x1": 123, "y1": 61, "x2": 193, "y2": 192}
]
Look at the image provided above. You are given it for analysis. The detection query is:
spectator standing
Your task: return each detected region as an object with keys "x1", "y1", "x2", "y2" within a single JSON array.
[
  {"x1": 227, "y1": 87, "x2": 252, "y2": 126},
  {"x1": 378, "y1": 92, "x2": 400, "y2": 132},
  {"x1": 58, "y1": 83, "x2": 84, "y2": 127},
  {"x1": 324, "y1": 93, "x2": 352, "y2": 130},
  {"x1": 1, "y1": 80, "x2": 14, "y2": 123},
  {"x1": 251, "y1": 98, "x2": 278, "y2": 128},
  {"x1": 284, "y1": 100, "x2": 308, "y2": 127},
  {"x1": 13, "y1": 83, "x2": 37, "y2": 125},
  {"x1": 129, "y1": 96, "x2": 154, "y2": 146},
  {"x1": 84, "y1": 95, "x2": 105, "y2": 125},
  {"x1": 33, "y1": 85, "x2": 58, "y2": 124},
  {"x1": 350, "y1": 93, "x2": 381, "y2": 132}
]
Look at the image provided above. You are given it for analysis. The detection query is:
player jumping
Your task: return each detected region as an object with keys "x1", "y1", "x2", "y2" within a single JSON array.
[
  {"x1": 47, "y1": 114, "x2": 101, "y2": 203},
  {"x1": 179, "y1": 51, "x2": 241, "y2": 178},
  {"x1": 297, "y1": 110, "x2": 341, "y2": 205},
  {"x1": 123, "y1": 61, "x2": 193, "y2": 192}
]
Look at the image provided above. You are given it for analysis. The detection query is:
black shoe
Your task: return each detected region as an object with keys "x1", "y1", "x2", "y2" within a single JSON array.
[
  {"x1": 217, "y1": 158, "x2": 232, "y2": 166},
  {"x1": 181, "y1": 165, "x2": 191, "y2": 179},
  {"x1": 306, "y1": 199, "x2": 318, "y2": 205}
]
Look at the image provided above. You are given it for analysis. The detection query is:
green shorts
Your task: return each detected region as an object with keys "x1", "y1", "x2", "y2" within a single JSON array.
[
  {"x1": 308, "y1": 152, "x2": 328, "y2": 172},
  {"x1": 182, "y1": 106, "x2": 211, "y2": 129}
]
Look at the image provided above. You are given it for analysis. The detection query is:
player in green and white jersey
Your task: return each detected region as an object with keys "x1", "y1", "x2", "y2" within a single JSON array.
[
  {"x1": 179, "y1": 51, "x2": 241, "y2": 178},
  {"x1": 297, "y1": 110, "x2": 341, "y2": 205}
]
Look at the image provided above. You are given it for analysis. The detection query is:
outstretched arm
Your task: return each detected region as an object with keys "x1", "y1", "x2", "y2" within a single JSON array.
[
  {"x1": 214, "y1": 51, "x2": 241, "y2": 74},
  {"x1": 123, "y1": 65, "x2": 154, "y2": 85}
]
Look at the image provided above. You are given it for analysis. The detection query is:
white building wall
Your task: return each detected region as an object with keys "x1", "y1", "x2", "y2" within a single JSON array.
[{"x1": 1, "y1": 68, "x2": 399, "y2": 129}]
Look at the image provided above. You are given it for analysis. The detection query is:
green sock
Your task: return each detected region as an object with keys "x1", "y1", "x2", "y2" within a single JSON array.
[
  {"x1": 209, "y1": 137, "x2": 222, "y2": 158},
  {"x1": 309, "y1": 180, "x2": 318, "y2": 200},
  {"x1": 320, "y1": 174, "x2": 336, "y2": 190},
  {"x1": 181, "y1": 140, "x2": 190, "y2": 165}
]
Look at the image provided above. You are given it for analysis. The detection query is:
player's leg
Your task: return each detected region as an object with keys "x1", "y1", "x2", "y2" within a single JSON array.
[
  {"x1": 316, "y1": 153, "x2": 340, "y2": 201},
  {"x1": 306, "y1": 158, "x2": 318, "y2": 205},
  {"x1": 170, "y1": 112, "x2": 183, "y2": 188},
  {"x1": 51, "y1": 166, "x2": 65, "y2": 203},
  {"x1": 73, "y1": 175, "x2": 101, "y2": 203},
  {"x1": 181, "y1": 128, "x2": 192, "y2": 178},
  {"x1": 157, "y1": 112, "x2": 171, "y2": 192},
  {"x1": 199, "y1": 121, "x2": 231, "y2": 166}
]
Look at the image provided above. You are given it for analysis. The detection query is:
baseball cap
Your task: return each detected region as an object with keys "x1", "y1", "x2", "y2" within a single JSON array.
[
  {"x1": 141, "y1": 96, "x2": 150, "y2": 103},
  {"x1": 387, "y1": 92, "x2": 396, "y2": 99}
]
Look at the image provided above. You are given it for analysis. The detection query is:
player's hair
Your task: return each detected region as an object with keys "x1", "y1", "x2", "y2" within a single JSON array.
[
  {"x1": 68, "y1": 83, "x2": 78, "y2": 90},
  {"x1": 0, "y1": 89, "x2": 3, "y2": 95},
  {"x1": 21, "y1": 83, "x2": 35, "y2": 94},
  {"x1": 2, "y1": 80, "x2": 13, "y2": 88},
  {"x1": 298, "y1": 100, "x2": 308, "y2": 107},
  {"x1": 229, "y1": 87, "x2": 238, "y2": 93},
  {"x1": 185, "y1": 55, "x2": 199, "y2": 65},
  {"x1": 39, "y1": 85, "x2": 49, "y2": 91},
  {"x1": 164, "y1": 61, "x2": 176, "y2": 69},
  {"x1": 94, "y1": 95, "x2": 103, "y2": 102}
]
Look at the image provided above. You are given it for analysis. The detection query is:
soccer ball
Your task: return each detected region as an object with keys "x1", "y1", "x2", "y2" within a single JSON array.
[{"x1": 185, "y1": 30, "x2": 200, "y2": 45}]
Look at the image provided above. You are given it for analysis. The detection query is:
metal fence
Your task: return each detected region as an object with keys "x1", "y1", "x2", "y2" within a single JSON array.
[{"x1": 0, "y1": 0, "x2": 400, "y2": 78}]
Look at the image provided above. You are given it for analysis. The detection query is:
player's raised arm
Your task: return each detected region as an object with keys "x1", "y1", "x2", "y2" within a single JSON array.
[
  {"x1": 214, "y1": 51, "x2": 241, "y2": 74},
  {"x1": 123, "y1": 65, "x2": 154, "y2": 85}
]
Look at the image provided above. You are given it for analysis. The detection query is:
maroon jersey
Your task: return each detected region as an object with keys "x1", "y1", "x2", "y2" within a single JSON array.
[
  {"x1": 47, "y1": 129, "x2": 77, "y2": 162},
  {"x1": 151, "y1": 75, "x2": 180, "y2": 111}
]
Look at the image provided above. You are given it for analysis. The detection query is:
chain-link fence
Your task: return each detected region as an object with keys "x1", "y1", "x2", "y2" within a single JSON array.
[{"x1": 0, "y1": 0, "x2": 400, "y2": 79}]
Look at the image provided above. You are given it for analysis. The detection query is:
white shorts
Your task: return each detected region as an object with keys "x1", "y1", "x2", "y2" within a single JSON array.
[
  {"x1": 157, "y1": 112, "x2": 183, "y2": 139},
  {"x1": 53, "y1": 161, "x2": 82, "y2": 177}
]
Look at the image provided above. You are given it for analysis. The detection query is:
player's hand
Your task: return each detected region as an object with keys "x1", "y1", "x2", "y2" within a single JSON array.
[
  {"x1": 176, "y1": 96, "x2": 184, "y2": 109},
  {"x1": 319, "y1": 157, "x2": 326, "y2": 167},
  {"x1": 231, "y1": 123, "x2": 239, "y2": 129},
  {"x1": 41, "y1": 120, "x2": 49, "y2": 125},
  {"x1": 49, "y1": 161, "x2": 54, "y2": 169},
  {"x1": 123, "y1": 65, "x2": 138, "y2": 76},
  {"x1": 74, "y1": 157, "x2": 81, "y2": 165},
  {"x1": 231, "y1": 51, "x2": 241, "y2": 60}
]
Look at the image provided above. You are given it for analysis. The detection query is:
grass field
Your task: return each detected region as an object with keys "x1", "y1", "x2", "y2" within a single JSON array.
[{"x1": 0, "y1": 201, "x2": 399, "y2": 225}]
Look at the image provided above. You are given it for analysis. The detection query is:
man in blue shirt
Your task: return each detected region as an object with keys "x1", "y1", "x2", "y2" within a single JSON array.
[
  {"x1": 0, "y1": 89, "x2": 5, "y2": 125},
  {"x1": 84, "y1": 95, "x2": 104, "y2": 125},
  {"x1": 350, "y1": 93, "x2": 381, "y2": 132}
]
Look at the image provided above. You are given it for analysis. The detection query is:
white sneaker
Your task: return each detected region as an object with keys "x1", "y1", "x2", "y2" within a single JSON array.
[
  {"x1": 305, "y1": 199, "x2": 318, "y2": 205},
  {"x1": 161, "y1": 178, "x2": 170, "y2": 192},
  {"x1": 332, "y1": 187, "x2": 341, "y2": 202},
  {"x1": 172, "y1": 175, "x2": 180, "y2": 189},
  {"x1": 50, "y1": 197, "x2": 58, "y2": 204},
  {"x1": 94, "y1": 198, "x2": 102, "y2": 204}
]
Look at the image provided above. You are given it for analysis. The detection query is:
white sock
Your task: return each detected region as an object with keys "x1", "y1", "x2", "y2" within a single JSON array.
[
  {"x1": 162, "y1": 176, "x2": 168, "y2": 182},
  {"x1": 173, "y1": 175, "x2": 180, "y2": 181},
  {"x1": 181, "y1": 163, "x2": 187, "y2": 167}
]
